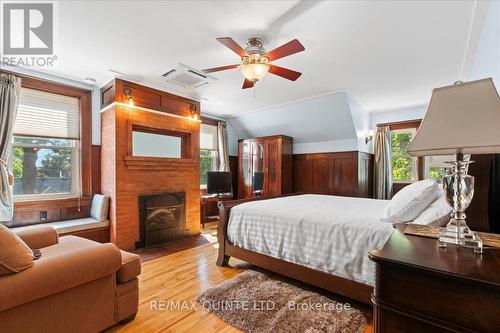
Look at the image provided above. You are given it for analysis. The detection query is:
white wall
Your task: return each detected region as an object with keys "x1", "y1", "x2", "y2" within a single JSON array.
[
  {"x1": 469, "y1": 0, "x2": 500, "y2": 86},
  {"x1": 227, "y1": 92, "x2": 363, "y2": 154}
]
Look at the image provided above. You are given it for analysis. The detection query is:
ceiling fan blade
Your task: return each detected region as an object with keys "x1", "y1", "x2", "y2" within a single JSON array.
[
  {"x1": 264, "y1": 39, "x2": 305, "y2": 61},
  {"x1": 242, "y1": 79, "x2": 254, "y2": 89},
  {"x1": 268, "y1": 65, "x2": 302, "y2": 81},
  {"x1": 216, "y1": 37, "x2": 249, "y2": 58},
  {"x1": 202, "y1": 64, "x2": 240, "y2": 73}
]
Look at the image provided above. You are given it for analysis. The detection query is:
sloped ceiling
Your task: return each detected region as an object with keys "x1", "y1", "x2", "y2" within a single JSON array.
[{"x1": 228, "y1": 92, "x2": 372, "y2": 154}]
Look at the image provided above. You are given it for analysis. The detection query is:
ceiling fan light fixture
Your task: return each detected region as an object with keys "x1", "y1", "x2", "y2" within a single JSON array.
[{"x1": 241, "y1": 63, "x2": 270, "y2": 82}]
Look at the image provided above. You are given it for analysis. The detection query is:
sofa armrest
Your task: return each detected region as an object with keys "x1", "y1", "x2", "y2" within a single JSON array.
[
  {"x1": 14, "y1": 225, "x2": 58, "y2": 249},
  {"x1": 0, "y1": 243, "x2": 121, "y2": 312}
]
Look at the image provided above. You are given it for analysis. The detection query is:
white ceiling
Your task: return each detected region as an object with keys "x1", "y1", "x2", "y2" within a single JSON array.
[{"x1": 16, "y1": 0, "x2": 487, "y2": 116}]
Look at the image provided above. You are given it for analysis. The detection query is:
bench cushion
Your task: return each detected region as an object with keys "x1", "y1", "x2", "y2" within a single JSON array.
[
  {"x1": 12, "y1": 218, "x2": 109, "y2": 236},
  {"x1": 50, "y1": 218, "x2": 109, "y2": 234}
]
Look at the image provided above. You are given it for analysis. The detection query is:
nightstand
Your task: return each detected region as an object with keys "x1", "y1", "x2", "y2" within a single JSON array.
[
  {"x1": 369, "y1": 224, "x2": 500, "y2": 333},
  {"x1": 200, "y1": 194, "x2": 233, "y2": 228}
]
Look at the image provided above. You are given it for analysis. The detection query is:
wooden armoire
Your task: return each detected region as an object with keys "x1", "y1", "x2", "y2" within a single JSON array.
[{"x1": 238, "y1": 135, "x2": 293, "y2": 199}]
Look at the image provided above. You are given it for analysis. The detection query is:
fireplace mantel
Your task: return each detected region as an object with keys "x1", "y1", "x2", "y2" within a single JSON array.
[{"x1": 123, "y1": 156, "x2": 197, "y2": 171}]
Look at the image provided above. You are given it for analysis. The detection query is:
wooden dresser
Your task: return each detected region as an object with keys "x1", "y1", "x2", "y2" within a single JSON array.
[
  {"x1": 369, "y1": 225, "x2": 500, "y2": 333},
  {"x1": 238, "y1": 135, "x2": 293, "y2": 199}
]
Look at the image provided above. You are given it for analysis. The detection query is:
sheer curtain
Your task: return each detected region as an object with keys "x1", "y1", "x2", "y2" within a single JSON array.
[
  {"x1": 374, "y1": 125, "x2": 393, "y2": 199},
  {"x1": 0, "y1": 74, "x2": 22, "y2": 222},
  {"x1": 217, "y1": 121, "x2": 230, "y2": 171}
]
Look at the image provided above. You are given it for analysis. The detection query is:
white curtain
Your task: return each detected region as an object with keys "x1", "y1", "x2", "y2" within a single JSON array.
[
  {"x1": 374, "y1": 125, "x2": 393, "y2": 199},
  {"x1": 0, "y1": 74, "x2": 22, "y2": 222},
  {"x1": 217, "y1": 121, "x2": 230, "y2": 171}
]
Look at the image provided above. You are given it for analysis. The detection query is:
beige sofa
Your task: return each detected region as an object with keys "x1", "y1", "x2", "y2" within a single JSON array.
[{"x1": 0, "y1": 225, "x2": 141, "y2": 333}]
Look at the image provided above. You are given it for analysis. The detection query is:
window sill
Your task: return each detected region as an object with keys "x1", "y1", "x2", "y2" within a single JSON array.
[
  {"x1": 14, "y1": 193, "x2": 80, "y2": 203},
  {"x1": 392, "y1": 180, "x2": 415, "y2": 184}
]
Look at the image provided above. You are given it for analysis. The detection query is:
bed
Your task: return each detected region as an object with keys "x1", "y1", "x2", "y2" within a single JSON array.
[{"x1": 216, "y1": 193, "x2": 398, "y2": 304}]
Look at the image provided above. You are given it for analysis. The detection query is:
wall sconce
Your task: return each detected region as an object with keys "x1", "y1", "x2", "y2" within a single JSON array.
[
  {"x1": 123, "y1": 88, "x2": 134, "y2": 106},
  {"x1": 365, "y1": 129, "x2": 375, "y2": 144},
  {"x1": 189, "y1": 104, "x2": 198, "y2": 120}
]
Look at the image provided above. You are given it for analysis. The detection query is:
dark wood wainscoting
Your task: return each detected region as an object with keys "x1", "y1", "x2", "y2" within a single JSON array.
[
  {"x1": 467, "y1": 154, "x2": 493, "y2": 232},
  {"x1": 9, "y1": 197, "x2": 93, "y2": 228},
  {"x1": 293, "y1": 151, "x2": 373, "y2": 198}
]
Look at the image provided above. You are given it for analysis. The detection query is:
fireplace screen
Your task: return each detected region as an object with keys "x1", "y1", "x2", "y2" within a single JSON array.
[{"x1": 138, "y1": 192, "x2": 186, "y2": 247}]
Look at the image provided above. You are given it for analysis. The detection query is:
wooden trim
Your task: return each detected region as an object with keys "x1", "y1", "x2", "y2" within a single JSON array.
[
  {"x1": 377, "y1": 119, "x2": 421, "y2": 130},
  {"x1": 0, "y1": 70, "x2": 90, "y2": 97},
  {"x1": 217, "y1": 193, "x2": 373, "y2": 304},
  {"x1": 126, "y1": 121, "x2": 191, "y2": 159},
  {"x1": 101, "y1": 78, "x2": 201, "y2": 119},
  {"x1": 238, "y1": 134, "x2": 294, "y2": 142},
  {"x1": 123, "y1": 156, "x2": 197, "y2": 171},
  {"x1": 60, "y1": 226, "x2": 110, "y2": 243},
  {"x1": 201, "y1": 116, "x2": 219, "y2": 127}
]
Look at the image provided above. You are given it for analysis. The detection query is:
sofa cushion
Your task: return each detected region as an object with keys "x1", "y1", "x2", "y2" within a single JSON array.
[
  {"x1": 13, "y1": 225, "x2": 58, "y2": 249},
  {"x1": 0, "y1": 224, "x2": 34, "y2": 276},
  {"x1": 90, "y1": 194, "x2": 110, "y2": 222},
  {"x1": 117, "y1": 251, "x2": 141, "y2": 283}
]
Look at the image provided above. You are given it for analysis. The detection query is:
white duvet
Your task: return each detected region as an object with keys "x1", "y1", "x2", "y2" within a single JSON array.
[{"x1": 227, "y1": 194, "x2": 395, "y2": 286}]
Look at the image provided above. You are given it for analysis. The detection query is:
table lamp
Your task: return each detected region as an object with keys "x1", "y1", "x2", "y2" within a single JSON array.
[{"x1": 407, "y1": 78, "x2": 500, "y2": 252}]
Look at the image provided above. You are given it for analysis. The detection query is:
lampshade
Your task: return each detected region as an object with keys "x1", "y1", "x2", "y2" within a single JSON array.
[
  {"x1": 407, "y1": 78, "x2": 500, "y2": 156},
  {"x1": 241, "y1": 63, "x2": 270, "y2": 82}
]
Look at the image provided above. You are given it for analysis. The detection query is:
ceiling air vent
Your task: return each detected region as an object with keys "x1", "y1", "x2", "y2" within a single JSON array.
[{"x1": 162, "y1": 64, "x2": 216, "y2": 88}]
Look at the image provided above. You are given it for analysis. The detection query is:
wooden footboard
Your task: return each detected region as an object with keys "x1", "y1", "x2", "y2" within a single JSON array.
[{"x1": 216, "y1": 193, "x2": 373, "y2": 304}]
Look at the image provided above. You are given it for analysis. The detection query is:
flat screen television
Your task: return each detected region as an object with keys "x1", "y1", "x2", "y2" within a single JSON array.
[{"x1": 207, "y1": 171, "x2": 232, "y2": 196}]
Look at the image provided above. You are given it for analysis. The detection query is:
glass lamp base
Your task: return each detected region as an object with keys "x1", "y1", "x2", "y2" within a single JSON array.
[{"x1": 438, "y1": 219, "x2": 483, "y2": 253}]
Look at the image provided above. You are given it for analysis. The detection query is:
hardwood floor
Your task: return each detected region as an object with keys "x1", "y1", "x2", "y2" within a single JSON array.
[{"x1": 108, "y1": 223, "x2": 373, "y2": 333}]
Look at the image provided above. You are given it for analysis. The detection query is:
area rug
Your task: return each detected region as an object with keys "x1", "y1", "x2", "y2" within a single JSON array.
[{"x1": 196, "y1": 269, "x2": 369, "y2": 333}]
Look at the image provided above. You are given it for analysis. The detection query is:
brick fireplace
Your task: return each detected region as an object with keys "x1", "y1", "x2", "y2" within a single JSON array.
[{"x1": 100, "y1": 79, "x2": 201, "y2": 250}]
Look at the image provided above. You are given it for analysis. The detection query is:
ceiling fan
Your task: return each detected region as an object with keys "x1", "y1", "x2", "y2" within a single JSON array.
[{"x1": 202, "y1": 37, "x2": 305, "y2": 89}]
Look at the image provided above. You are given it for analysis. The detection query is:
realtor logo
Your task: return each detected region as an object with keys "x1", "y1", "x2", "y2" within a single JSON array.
[{"x1": 3, "y1": 3, "x2": 53, "y2": 55}]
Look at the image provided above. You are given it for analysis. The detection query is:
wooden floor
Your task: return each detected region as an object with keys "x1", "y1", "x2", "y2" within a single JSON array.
[{"x1": 108, "y1": 223, "x2": 373, "y2": 333}]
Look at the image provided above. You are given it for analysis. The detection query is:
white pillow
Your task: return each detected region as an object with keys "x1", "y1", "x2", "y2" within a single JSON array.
[
  {"x1": 381, "y1": 180, "x2": 439, "y2": 222},
  {"x1": 412, "y1": 195, "x2": 452, "y2": 227},
  {"x1": 90, "y1": 194, "x2": 110, "y2": 222}
]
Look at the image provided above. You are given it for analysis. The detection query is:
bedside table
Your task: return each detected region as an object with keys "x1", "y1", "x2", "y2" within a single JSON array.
[
  {"x1": 200, "y1": 194, "x2": 233, "y2": 228},
  {"x1": 369, "y1": 224, "x2": 500, "y2": 333}
]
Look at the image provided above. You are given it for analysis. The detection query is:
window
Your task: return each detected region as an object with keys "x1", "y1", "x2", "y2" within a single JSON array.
[
  {"x1": 11, "y1": 88, "x2": 80, "y2": 201},
  {"x1": 200, "y1": 123, "x2": 218, "y2": 187},
  {"x1": 391, "y1": 128, "x2": 417, "y2": 182},
  {"x1": 425, "y1": 155, "x2": 455, "y2": 181},
  {"x1": 132, "y1": 130, "x2": 183, "y2": 158}
]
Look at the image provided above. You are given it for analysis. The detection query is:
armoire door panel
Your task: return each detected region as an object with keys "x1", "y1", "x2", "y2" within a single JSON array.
[{"x1": 267, "y1": 139, "x2": 280, "y2": 196}]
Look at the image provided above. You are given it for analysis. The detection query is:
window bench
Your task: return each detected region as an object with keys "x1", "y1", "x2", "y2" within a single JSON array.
[
  {"x1": 12, "y1": 218, "x2": 110, "y2": 241},
  {"x1": 11, "y1": 195, "x2": 111, "y2": 243}
]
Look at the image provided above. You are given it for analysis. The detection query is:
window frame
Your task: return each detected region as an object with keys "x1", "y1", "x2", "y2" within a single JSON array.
[
  {"x1": 390, "y1": 127, "x2": 418, "y2": 183},
  {"x1": 1, "y1": 70, "x2": 93, "y2": 204},
  {"x1": 378, "y1": 119, "x2": 423, "y2": 185},
  {"x1": 200, "y1": 117, "x2": 220, "y2": 189},
  {"x1": 11, "y1": 137, "x2": 81, "y2": 202}
]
